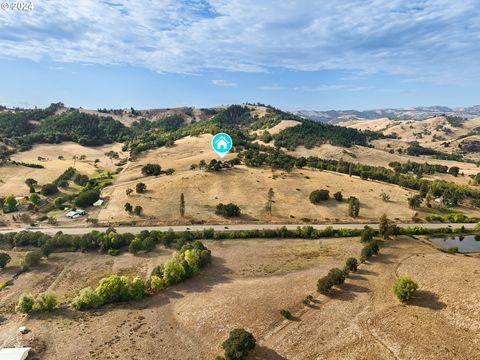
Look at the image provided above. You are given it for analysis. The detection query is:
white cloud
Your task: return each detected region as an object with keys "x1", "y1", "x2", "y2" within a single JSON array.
[
  {"x1": 260, "y1": 84, "x2": 285, "y2": 91},
  {"x1": 211, "y1": 79, "x2": 238, "y2": 87},
  {"x1": 0, "y1": 0, "x2": 479, "y2": 82}
]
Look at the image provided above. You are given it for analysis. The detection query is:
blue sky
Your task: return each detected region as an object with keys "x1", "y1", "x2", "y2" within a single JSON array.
[{"x1": 1, "y1": 0, "x2": 480, "y2": 111}]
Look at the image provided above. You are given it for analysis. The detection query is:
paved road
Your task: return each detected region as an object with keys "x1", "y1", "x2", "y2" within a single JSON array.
[{"x1": 0, "y1": 223, "x2": 475, "y2": 235}]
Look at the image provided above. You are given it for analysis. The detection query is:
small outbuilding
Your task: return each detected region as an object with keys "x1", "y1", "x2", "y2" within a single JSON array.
[
  {"x1": 93, "y1": 199, "x2": 104, "y2": 207},
  {"x1": 0, "y1": 347, "x2": 31, "y2": 360}
]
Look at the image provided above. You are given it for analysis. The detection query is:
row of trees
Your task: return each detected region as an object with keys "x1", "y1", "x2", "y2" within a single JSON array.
[
  {"x1": 70, "y1": 241, "x2": 211, "y2": 310},
  {"x1": 237, "y1": 149, "x2": 480, "y2": 206}
]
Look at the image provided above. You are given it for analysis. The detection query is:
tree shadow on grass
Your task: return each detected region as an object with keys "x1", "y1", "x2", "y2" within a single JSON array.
[
  {"x1": 340, "y1": 282, "x2": 371, "y2": 294},
  {"x1": 373, "y1": 252, "x2": 397, "y2": 264},
  {"x1": 249, "y1": 346, "x2": 288, "y2": 360},
  {"x1": 356, "y1": 268, "x2": 378, "y2": 276},
  {"x1": 347, "y1": 273, "x2": 367, "y2": 281},
  {"x1": 410, "y1": 290, "x2": 447, "y2": 310}
]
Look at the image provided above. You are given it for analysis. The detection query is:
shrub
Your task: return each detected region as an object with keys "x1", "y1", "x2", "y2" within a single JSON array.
[
  {"x1": 447, "y1": 246, "x2": 459, "y2": 254},
  {"x1": 136, "y1": 182, "x2": 147, "y2": 193},
  {"x1": 16, "y1": 293, "x2": 34, "y2": 314},
  {"x1": 309, "y1": 189, "x2": 330, "y2": 204},
  {"x1": 41, "y1": 183, "x2": 59, "y2": 196},
  {"x1": 162, "y1": 256, "x2": 186, "y2": 285},
  {"x1": 302, "y1": 295, "x2": 314, "y2": 305},
  {"x1": 148, "y1": 275, "x2": 165, "y2": 293},
  {"x1": 328, "y1": 267, "x2": 346, "y2": 285},
  {"x1": 128, "y1": 237, "x2": 143, "y2": 254},
  {"x1": 317, "y1": 276, "x2": 333, "y2": 295},
  {"x1": 215, "y1": 203, "x2": 241, "y2": 218},
  {"x1": 222, "y1": 328, "x2": 256, "y2": 360},
  {"x1": 130, "y1": 277, "x2": 146, "y2": 300},
  {"x1": 393, "y1": 276, "x2": 418, "y2": 302},
  {"x1": 142, "y1": 237, "x2": 155, "y2": 252},
  {"x1": 0, "y1": 252, "x2": 11, "y2": 268},
  {"x1": 108, "y1": 248, "x2": 120, "y2": 256},
  {"x1": 133, "y1": 205, "x2": 143, "y2": 216},
  {"x1": 71, "y1": 287, "x2": 103, "y2": 310},
  {"x1": 280, "y1": 309, "x2": 292, "y2": 319},
  {"x1": 344, "y1": 257, "x2": 358, "y2": 272},
  {"x1": 21, "y1": 250, "x2": 41, "y2": 271},
  {"x1": 360, "y1": 226, "x2": 375, "y2": 243},
  {"x1": 333, "y1": 191, "x2": 343, "y2": 201},
  {"x1": 348, "y1": 196, "x2": 360, "y2": 217},
  {"x1": 95, "y1": 275, "x2": 131, "y2": 304},
  {"x1": 75, "y1": 190, "x2": 100, "y2": 208},
  {"x1": 141, "y1": 163, "x2": 161, "y2": 176},
  {"x1": 34, "y1": 292, "x2": 58, "y2": 312}
]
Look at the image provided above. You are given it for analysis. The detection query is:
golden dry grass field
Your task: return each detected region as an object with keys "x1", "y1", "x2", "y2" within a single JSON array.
[
  {"x1": 97, "y1": 134, "x2": 420, "y2": 225},
  {"x1": 0, "y1": 236, "x2": 479, "y2": 359}
]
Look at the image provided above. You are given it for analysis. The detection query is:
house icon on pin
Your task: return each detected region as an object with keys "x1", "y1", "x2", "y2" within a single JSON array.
[{"x1": 215, "y1": 136, "x2": 229, "y2": 150}]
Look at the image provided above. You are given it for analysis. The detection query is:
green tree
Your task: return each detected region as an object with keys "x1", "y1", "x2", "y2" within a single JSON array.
[
  {"x1": 75, "y1": 190, "x2": 100, "y2": 207},
  {"x1": 348, "y1": 196, "x2": 360, "y2": 217},
  {"x1": 136, "y1": 182, "x2": 147, "y2": 193},
  {"x1": 344, "y1": 257, "x2": 358, "y2": 272},
  {"x1": 222, "y1": 328, "x2": 256, "y2": 360},
  {"x1": 141, "y1": 163, "x2": 162, "y2": 176},
  {"x1": 130, "y1": 277, "x2": 146, "y2": 300},
  {"x1": 133, "y1": 205, "x2": 143, "y2": 216},
  {"x1": 128, "y1": 237, "x2": 143, "y2": 254},
  {"x1": 41, "y1": 239, "x2": 54, "y2": 258},
  {"x1": 0, "y1": 252, "x2": 11, "y2": 268},
  {"x1": 124, "y1": 202, "x2": 133, "y2": 213},
  {"x1": 180, "y1": 193, "x2": 185, "y2": 218},
  {"x1": 71, "y1": 287, "x2": 103, "y2": 310},
  {"x1": 142, "y1": 237, "x2": 155, "y2": 252},
  {"x1": 309, "y1": 189, "x2": 330, "y2": 204},
  {"x1": 317, "y1": 276, "x2": 333, "y2": 295},
  {"x1": 95, "y1": 275, "x2": 131, "y2": 304},
  {"x1": 333, "y1": 191, "x2": 343, "y2": 201},
  {"x1": 41, "y1": 183, "x2": 59, "y2": 196},
  {"x1": 327, "y1": 267, "x2": 346, "y2": 285},
  {"x1": 21, "y1": 250, "x2": 41, "y2": 271},
  {"x1": 16, "y1": 293, "x2": 34, "y2": 314},
  {"x1": 393, "y1": 275, "x2": 418, "y2": 302},
  {"x1": 25, "y1": 178, "x2": 38, "y2": 187},
  {"x1": 4, "y1": 194, "x2": 17, "y2": 212},
  {"x1": 448, "y1": 166, "x2": 460, "y2": 177},
  {"x1": 148, "y1": 275, "x2": 165, "y2": 293},
  {"x1": 408, "y1": 195, "x2": 422, "y2": 209},
  {"x1": 379, "y1": 214, "x2": 390, "y2": 239},
  {"x1": 215, "y1": 203, "x2": 241, "y2": 217},
  {"x1": 29, "y1": 193, "x2": 40, "y2": 206},
  {"x1": 162, "y1": 256, "x2": 186, "y2": 285},
  {"x1": 34, "y1": 292, "x2": 58, "y2": 312},
  {"x1": 125, "y1": 188, "x2": 133, "y2": 196},
  {"x1": 265, "y1": 188, "x2": 274, "y2": 215}
]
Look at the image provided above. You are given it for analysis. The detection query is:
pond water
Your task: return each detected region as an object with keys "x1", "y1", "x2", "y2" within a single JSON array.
[{"x1": 430, "y1": 235, "x2": 480, "y2": 253}]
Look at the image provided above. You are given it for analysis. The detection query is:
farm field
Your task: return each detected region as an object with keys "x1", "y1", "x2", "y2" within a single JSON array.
[{"x1": 0, "y1": 236, "x2": 479, "y2": 359}]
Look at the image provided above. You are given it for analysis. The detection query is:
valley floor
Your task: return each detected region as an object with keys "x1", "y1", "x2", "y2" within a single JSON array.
[{"x1": 0, "y1": 236, "x2": 479, "y2": 359}]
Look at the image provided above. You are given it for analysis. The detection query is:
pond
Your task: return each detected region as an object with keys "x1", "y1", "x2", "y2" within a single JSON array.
[{"x1": 430, "y1": 235, "x2": 480, "y2": 253}]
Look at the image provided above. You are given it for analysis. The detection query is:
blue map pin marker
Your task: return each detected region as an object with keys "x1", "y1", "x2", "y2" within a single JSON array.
[{"x1": 211, "y1": 132, "x2": 233, "y2": 158}]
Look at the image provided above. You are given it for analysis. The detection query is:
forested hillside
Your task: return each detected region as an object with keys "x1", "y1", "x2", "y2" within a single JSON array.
[{"x1": 0, "y1": 103, "x2": 384, "y2": 159}]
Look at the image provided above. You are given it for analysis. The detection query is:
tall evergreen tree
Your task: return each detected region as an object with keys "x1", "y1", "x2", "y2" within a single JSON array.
[{"x1": 180, "y1": 193, "x2": 185, "y2": 218}]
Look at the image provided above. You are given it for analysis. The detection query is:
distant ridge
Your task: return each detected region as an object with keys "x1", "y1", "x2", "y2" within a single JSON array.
[{"x1": 295, "y1": 105, "x2": 480, "y2": 123}]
